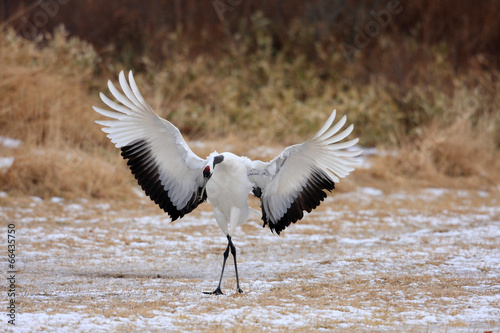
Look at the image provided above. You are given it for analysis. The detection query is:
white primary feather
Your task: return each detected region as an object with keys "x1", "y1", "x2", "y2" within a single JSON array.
[
  {"x1": 247, "y1": 110, "x2": 362, "y2": 232},
  {"x1": 94, "y1": 71, "x2": 205, "y2": 211}
]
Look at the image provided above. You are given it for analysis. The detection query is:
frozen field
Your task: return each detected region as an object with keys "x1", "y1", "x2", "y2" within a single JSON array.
[{"x1": 1, "y1": 186, "x2": 499, "y2": 332}]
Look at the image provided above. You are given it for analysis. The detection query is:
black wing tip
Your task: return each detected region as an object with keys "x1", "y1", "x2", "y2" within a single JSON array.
[
  {"x1": 261, "y1": 168, "x2": 335, "y2": 234},
  {"x1": 121, "y1": 139, "x2": 203, "y2": 220}
]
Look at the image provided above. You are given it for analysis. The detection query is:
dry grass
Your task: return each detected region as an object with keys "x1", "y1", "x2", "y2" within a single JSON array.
[
  {"x1": 3, "y1": 186, "x2": 499, "y2": 331},
  {"x1": 1, "y1": 148, "x2": 132, "y2": 199},
  {"x1": 0, "y1": 28, "x2": 102, "y2": 148},
  {"x1": 1, "y1": 5, "x2": 499, "y2": 331},
  {"x1": 0, "y1": 66, "x2": 98, "y2": 148},
  {"x1": 0, "y1": 25, "x2": 499, "y2": 199},
  {"x1": 0, "y1": 28, "x2": 132, "y2": 199},
  {"x1": 365, "y1": 85, "x2": 500, "y2": 188},
  {"x1": 392, "y1": 115, "x2": 498, "y2": 179},
  {"x1": 4, "y1": 1, "x2": 500, "y2": 69}
]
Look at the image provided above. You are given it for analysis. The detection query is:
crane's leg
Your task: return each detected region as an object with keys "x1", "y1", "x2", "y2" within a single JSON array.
[
  {"x1": 203, "y1": 235, "x2": 243, "y2": 295},
  {"x1": 204, "y1": 242, "x2": 230, "y2": 295},
  {"x1": 227, "y1": 235, "x2": 243, "y2": 293}
]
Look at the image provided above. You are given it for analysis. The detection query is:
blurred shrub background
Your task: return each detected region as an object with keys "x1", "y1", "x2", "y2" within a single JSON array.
[{"x1": 0, "y1": 0, "x2": 498, "y2": 198}]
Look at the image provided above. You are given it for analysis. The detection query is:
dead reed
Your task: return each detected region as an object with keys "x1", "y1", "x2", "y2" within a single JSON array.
[{"x1": 0, "y1": 6, "x2": 498, "y2": 199}]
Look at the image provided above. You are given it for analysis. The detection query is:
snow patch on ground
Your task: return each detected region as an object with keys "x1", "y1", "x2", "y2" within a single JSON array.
[
  {"x1": 0, "y1": 156, "x2": 14, "y2": 169},
  {"x1": 50, "y1": 197, "x2": 65, "y2": 203},
  {"x1": 0, "y1": 136, "x2": 22, "y2": 148},
  {"x1": 5, "y1": 187, "x2": 500, "y2": 331},
  {"x1": 358, "y1": 187, "x2": 384, "y2": 196}
]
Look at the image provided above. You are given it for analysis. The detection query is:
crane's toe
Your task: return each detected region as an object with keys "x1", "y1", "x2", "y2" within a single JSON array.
[{"x1": 203, "y1": 287, "x2": 224, "y2": 295}]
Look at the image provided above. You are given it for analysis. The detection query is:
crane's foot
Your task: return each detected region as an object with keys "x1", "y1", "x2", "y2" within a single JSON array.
[
  {"x1": 203, "y1": 287, "x2": 223, "y2": 295},
  {"x1": 236, "y1": 287, "x2": 243, "y2": 294}
]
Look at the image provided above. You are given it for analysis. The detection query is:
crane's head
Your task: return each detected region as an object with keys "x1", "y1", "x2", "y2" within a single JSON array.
[{"x1": 200, "y1": 154, "x2": 225, "y2": 200}]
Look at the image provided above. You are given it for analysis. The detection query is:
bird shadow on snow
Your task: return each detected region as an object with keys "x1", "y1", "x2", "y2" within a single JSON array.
[{"x1": 69, "y1": 268, "x2": 214, "y2": 280}]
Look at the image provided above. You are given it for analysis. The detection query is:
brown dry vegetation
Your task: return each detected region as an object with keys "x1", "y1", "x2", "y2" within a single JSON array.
[
  {"x1": 1, "y1": 3, "x2": 499, "y2": 331},
  {"x1": 2, "y1": 186, "x2": 499, "y2": 330},
  {"x1": 4, "y1": 0, "x2": 500, "y2": 68},
  {"x1": 0, "y1": 28, "x2": 134, "y2": 198},
  {"x1": 0, "y1": 1, "x2": 499, "y2": 199}
]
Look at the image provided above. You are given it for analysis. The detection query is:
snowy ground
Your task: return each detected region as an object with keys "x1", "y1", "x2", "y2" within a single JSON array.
[{"x1": 1, "y1": 186, "x2": 499, "y2": 332}]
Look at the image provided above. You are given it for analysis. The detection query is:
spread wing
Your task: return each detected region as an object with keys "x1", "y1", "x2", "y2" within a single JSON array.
[
  {"x1": 93, "y1": 70, "x2": 207, "y2": 221},
  {"x1": 247, "y1": 110, "x2": 362, "y2": 234}
]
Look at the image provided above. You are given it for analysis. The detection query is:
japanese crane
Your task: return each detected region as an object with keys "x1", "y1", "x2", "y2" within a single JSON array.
[{"x1": 94, "y1": 71, "x2": 362, "y2": 295}]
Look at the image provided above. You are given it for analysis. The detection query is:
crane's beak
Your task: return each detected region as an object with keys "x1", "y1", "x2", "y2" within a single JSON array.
[
  {"x1": 200, "y1": 178, "x2": 208, "y2": 200},
  {"x1": 200, "y1": 167, "x2": 211, "y2": 201}
]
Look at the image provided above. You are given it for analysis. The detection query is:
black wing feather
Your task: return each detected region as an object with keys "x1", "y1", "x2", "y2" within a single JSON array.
[
  {"x1": 121, "y1": 139, "x2": 206, "y2": 221},
  {"x1": 260, "y1": 167, "x2": 335, "y2": 234}
]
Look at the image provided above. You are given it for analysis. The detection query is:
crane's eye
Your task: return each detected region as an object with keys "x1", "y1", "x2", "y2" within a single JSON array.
[{"x1": 203, "y1": 166, "x2": 211, "y2": 178}]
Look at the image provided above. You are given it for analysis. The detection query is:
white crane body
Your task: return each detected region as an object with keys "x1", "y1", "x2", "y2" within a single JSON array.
[{"x1": 94, "y1": 71, "x2": 362, "y2": 294}]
